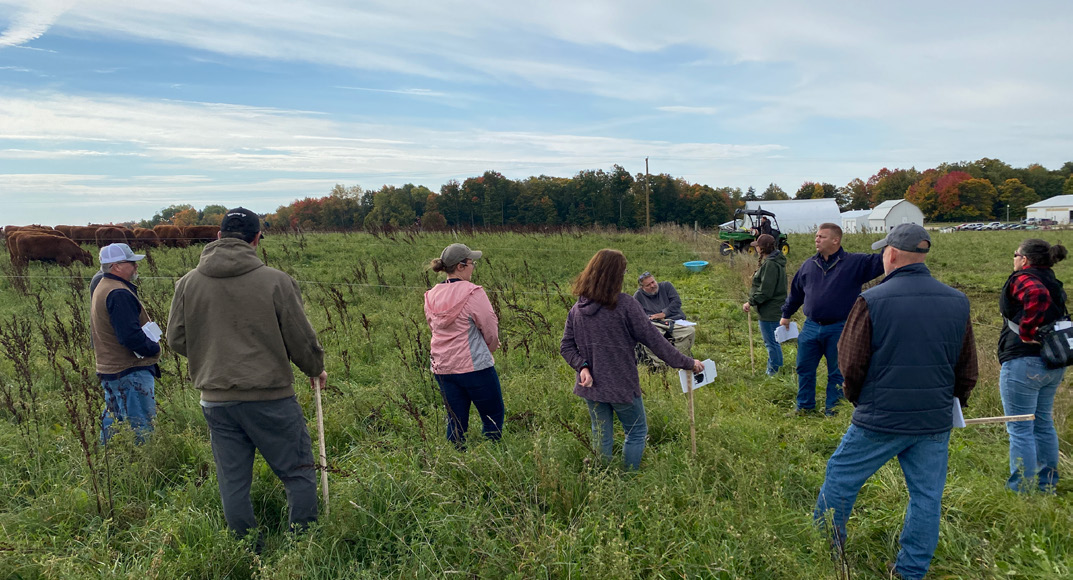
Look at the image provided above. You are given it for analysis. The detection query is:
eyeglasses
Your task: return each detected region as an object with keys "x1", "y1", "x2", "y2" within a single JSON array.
[{"x1": 1013, "y1": 252, "x2": 1024, "y2": 258}]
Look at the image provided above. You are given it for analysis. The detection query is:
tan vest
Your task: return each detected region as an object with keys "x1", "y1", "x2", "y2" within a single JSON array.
[{"x1": 90, "y1": 276, "x2": 161, "y2": 375}]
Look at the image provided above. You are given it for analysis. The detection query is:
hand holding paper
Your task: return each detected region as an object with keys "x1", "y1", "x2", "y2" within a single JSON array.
[
  {"x1": 774, "y1": 322, "x2": 799, "y2": 343},
  {"x1": 679, "y1": 359, "x2": 716, "y2": 393},
  {"x1": 141, "y1": 321, "x2": 162, "y2": 343}
]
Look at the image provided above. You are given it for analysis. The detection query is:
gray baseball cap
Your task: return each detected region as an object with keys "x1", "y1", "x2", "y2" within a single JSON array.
[
  {"x1": 440, "y1": 243, "x2": 482, "y2": 268},
  {"x1": 871, "y1": 223, "x2": 931, "y2": 253}
]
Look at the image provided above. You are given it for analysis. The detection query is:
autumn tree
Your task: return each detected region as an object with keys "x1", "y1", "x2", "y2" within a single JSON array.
[
  {"x1": 905, "y1": 170, "x2": 941, "y2": 220},
  {"x1": 363, "y1": 185, "x2": 417, "y2": 228},
  {"x1": 762, "y1": 183, "x2": 788, "y2": 201},
  {"x1": 200, "y1": 204, "x2": 228, "y2": 225},
  {"x1": 420, "y1": 211, "x2": 447, "y2": 231},
  {"x1": 867, "y1": 167, "x2": 920, "y2": 206},
  {"x1": 952, "y1": 178, "x2": 998, "y2": 221},
  {"x1": 437, "y1": 180, "x2": 467, "y2": 226},
  {"x1": 171, "y1": 208, "x2": 199, "y2": 227},
  {"x1": 1022, "y1": 164, "x2": 1065, "y2": 201},
  {"x1": 996, "y1": 179, "x2": 1038, "y2": 221},
  {"x1": 934, "y1": 171, "x2": 972, "y2": 221},
  {"x1": 151, "y1": 204, "x2": 195, "y2": 226},
  {"x1": 840, "y1": 178, "x2": 870, "y2": 210}
]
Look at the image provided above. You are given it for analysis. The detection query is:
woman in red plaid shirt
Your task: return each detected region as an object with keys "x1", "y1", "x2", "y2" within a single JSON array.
[{"x1": 998, "y1": 239, "x2": 1068, "y2": 493}]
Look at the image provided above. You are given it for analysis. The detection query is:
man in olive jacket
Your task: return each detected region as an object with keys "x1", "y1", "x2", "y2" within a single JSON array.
[{"x1": 167, "y1": 207, "x2": 326, "y2": 543}]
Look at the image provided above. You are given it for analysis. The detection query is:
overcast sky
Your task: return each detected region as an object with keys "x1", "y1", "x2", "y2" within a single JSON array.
[{"x1": 1, "y1": 1, "x2": 1071, "y2": 225}]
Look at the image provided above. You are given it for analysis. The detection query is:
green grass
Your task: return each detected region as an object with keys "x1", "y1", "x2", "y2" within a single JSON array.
[{"x1": 0, "y1": 226, "x2": 1069, "y2": 579}]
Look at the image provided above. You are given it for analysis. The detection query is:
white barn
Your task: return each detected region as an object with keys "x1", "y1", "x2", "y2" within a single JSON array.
[
  {"x1": 1025, "y1": 195, "x2": 1073, "y2": 225},
  {"x1": 867, "y1": 199, "x2": 924, "y2": 232},
  {"x1": 840, "y1": 210, "x2": 872, "y2": 234},
  {"x1": 744, "y1": 199, "x2": 841, "y2": 233}
]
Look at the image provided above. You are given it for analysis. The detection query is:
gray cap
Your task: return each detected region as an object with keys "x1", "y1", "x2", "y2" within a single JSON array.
[
  {"x1": 871, "y1": 223, "x2": 931, "y2": 253},
  {"x1": 99, "y1": 243, "x2": 145, "y2": 264},
  {"x1": 440, "y1": 243, "x2": 482, "y2": 268}
]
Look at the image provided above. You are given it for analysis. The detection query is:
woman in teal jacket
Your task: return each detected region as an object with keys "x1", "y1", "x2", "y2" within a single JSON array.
[{"x1": 743, "y1": 234, "x2": 788, "y2": 376}]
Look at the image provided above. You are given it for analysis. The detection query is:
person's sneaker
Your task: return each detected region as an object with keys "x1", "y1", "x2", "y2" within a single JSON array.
[
  {"x1": 886, "y1": 561, "x2": 906, "y2": 579},
  {"x1": 824, "y1": 408, "x2": 838, "y2": 417},
  {"x1": 785, "y1": 407, "x2": 816, "y2": 418}
]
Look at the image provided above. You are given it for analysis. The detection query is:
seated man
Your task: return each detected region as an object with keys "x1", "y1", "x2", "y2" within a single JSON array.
[
  {"x1": 751, "y1": 216, "x2": 775, "y2": 239},
  {"x1": 633, "y1": 272, "x2": 696, "y2": 366}
]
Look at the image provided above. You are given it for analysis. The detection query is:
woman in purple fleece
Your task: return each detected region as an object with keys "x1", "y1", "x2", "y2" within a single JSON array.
[{"x1": 560, "y1": 249, "x2": 703, "y2": 469}]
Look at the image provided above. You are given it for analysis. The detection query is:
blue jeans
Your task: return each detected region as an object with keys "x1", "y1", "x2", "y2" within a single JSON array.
[
  {"x1": 796, "y1": 319, "x2": 845, "y2": 411},
  {"x1": 435, "y1": 367, "x2": 505, "y2": 445},
  {"x1": 999, "y1": 356, "x2": 1065, "y2": 493},
  {"x1": 815, "y1": 425, "x2": 950, "y2": 580},
  {"x1": 100, "y1": 368, "x2": 156, "y2": 443},
  {"x1": 586, "y1": 396, "x2": 647, "y2": 470},
  {"x1": 758, "y1": 320, "x2": 783, "y2": 375}
]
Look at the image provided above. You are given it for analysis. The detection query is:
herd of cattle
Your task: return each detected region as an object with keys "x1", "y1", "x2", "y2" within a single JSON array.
[{"x1": 1, "y1": 224, "x2": 221, "y2": 267}]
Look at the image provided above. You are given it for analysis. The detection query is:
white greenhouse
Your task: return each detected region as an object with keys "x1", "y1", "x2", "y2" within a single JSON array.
[{"x1": 744, "y1": 199, "x2": 842, "y2": 233}]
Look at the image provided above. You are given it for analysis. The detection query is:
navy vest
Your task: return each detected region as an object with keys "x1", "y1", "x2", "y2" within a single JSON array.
[
  {"x1": 851, "y1": 263, "x2": 970, "y2": 435},
  {"x1": 997, "y1": 268, "x2": 1066, "y2": 364}
]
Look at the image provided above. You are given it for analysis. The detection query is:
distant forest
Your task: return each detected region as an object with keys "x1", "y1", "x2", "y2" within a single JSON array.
[{"x1": 139, "y1": 158, "x2": 1073, "y2": 231}]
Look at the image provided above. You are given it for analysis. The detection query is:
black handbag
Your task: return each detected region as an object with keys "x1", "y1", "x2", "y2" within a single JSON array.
[{"x1": 1039, "y1": 305, "x2": 1073, "y2": 369}]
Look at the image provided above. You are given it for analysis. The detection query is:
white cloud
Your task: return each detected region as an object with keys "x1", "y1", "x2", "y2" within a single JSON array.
[
  {"x1": 0, "y1": 91, "x2": 788, "y2": 223},
  {"x1": 0, "y1": 0, "x2": 78, "y2": 47},
  {"x1": 658, "y1": 106, "x2": 720, "y2": 115}
]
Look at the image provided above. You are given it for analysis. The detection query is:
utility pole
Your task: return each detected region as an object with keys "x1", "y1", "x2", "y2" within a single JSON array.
[
  {"x1": 645, "y1": 157, "x2": 650, "y2": 230},
  {"x1": 1006, "y1": 204, "x2": 1010, "y2": 223}
]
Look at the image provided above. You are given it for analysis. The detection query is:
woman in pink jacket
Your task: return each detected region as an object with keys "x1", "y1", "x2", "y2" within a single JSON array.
[{"x1": 424, "y1": 243, "x2": 504, "y2": 446}]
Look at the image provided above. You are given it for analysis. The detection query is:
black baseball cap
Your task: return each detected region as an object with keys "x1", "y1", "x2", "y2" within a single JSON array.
[{"x1": 220, "y1": 207, "x2": 261, "y2": 237}]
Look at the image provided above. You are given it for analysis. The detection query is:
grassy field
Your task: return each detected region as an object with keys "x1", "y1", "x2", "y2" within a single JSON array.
[{"x1": 0, "y1": 227, "x2": 1070, "y2": 579}]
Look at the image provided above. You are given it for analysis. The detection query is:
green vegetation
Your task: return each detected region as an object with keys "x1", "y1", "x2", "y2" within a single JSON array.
[
  {"x1": 0, "y1": 228, "x2": 1070, "y2": 579},
  {"x1": 240, "y1": 158, "x2": 1073, "y2": 232}
]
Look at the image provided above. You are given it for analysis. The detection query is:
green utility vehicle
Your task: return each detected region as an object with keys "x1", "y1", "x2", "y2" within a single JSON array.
[{"x1": 718, "y1": 208, "x2": 790, "y2": 256}]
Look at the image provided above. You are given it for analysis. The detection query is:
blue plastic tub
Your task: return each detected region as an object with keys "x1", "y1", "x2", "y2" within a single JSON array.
[{"x1": 683, "y1": 260, "x2": 709, "y2": 273}]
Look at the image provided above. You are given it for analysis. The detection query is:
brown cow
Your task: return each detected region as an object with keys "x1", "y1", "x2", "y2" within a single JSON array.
[
  {"x1": 153, "y1": 225, "x2": 188, "y2": 248},
  {"x1": 132, "y1": 228, "x2": 162, "y2": 249},
  {"x1": 53, "y1": 225, "x2": 75, "y2": 238},
  {"x1": 14, "y1": 234, "x2": 93, "y2": 267},
  {"x1": 69, "y1": 226, "x2": 101, "y2": 244},
  {"x1": 183, "y1": 225, "x2": 220, "y2": 244},
  {"x1": 95, "y1": 226, "x2": 130, "y2": 248},
  {"x1": 4, "y1": 225, "x2": 53, "y2": 235},
  {"x1": 5, "y1": 229, "x2": 68, "y2": 261}
]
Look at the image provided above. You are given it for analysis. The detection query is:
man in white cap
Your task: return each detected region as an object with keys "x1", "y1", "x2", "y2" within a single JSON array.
[{"x1": 90, "y1": 243, "x2": 162, "y2": 442}]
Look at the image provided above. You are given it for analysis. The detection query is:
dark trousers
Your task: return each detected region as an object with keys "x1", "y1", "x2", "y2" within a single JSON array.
[
  {"x1": 202, "y1": 397, "x2": 318, "y2": 539},
  {"x1": 435, "y1": 366, "x2": 505, "y2": 444}
]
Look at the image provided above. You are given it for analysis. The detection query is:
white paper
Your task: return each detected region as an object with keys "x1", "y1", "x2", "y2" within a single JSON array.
[
  {"x1": 952, "y1": 399, "x2": 966, "y2": 428},
  {"x1": 1055, "y1": 320, "x2": 1072, "y2": 331},
  {"x1": 679, "y1": 359, "x2": 716, "y2": 393},
  {"x1": 141, "y1": 321, "x2": 162, "y2": 343},
  {"x1": 775, "y1": 322, "x2": 799, "y2": 343},
  {"x1": 674, "y1": 319, "x2": 697, "y2": 327}
]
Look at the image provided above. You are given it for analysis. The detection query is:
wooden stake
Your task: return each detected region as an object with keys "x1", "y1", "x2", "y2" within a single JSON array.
[
  {"x1": 747, "y1": 309, "x2": 755, "y2": 373},
  {"x1": 963, "y1": 414, "x2": 1034, "y2": 425},
  {"x1": 687, "y1": 372, "x2": 697, "y2": 457},
  {"x1": 311, "y1": 375, "x2": 330, "y2": 516}
]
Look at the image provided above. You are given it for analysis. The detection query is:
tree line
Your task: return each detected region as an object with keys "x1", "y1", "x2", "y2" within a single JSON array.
[{"x1": 137, "y1": 158, "x2": 1073, "y2": 231}]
